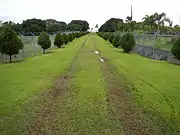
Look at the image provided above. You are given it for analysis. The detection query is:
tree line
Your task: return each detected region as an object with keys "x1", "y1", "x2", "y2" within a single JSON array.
[
  {"x1": 2, "y1": 19, "x2": 89, "y2": 36},
  {"x1": 0, "y1": 25, "x2": 89, "y2": 63},
  {"x1": 99, "y1": 13, "x2": 180, "y2": 34}
]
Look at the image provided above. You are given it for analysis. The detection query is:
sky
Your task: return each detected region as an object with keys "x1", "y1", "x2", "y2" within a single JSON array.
[{"x1": 0, "y1": 0, "x2": 180, "y2": 28}]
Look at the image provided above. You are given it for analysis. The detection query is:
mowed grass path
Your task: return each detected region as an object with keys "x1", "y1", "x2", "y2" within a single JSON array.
[{"x1": 1, "y1": 34, "x2": 180, "y2": 135}]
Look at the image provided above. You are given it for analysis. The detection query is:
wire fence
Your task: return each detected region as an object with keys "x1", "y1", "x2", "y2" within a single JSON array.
[
  {"x1": 135, "y1": 34, "x2": 180, "y2": 51},
  {"x1": 0, "y1": 35, "x2": 57, "y2": 63},
  {"x1": 134, "y1": 34, "x2": 180, "y2": 61}
]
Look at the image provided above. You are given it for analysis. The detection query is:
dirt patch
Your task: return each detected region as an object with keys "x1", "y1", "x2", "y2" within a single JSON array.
[
  {"x1": 100, "y1": 58, "x2": 162, "y2": 135},
  {"x1": 24, "y1": 74, "x2": 71, "y2": 135}
]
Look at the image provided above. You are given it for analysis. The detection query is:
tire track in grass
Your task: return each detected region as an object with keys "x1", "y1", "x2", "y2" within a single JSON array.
[
  {"x1": 24, "y1": 36, "x2": 90, "y2": 135},
  {"x1": 91, "y1": 35, "x2": 161, "y2": 135},
  {"x1": 64, "y1": 36, "x2": 125, "y2": 135},
  {"x1": 99, "y1": 58, "x2": 162, "y2": 135},
  {"x1": 95, "y1": 36, "x2": 179, "y2": 134}
]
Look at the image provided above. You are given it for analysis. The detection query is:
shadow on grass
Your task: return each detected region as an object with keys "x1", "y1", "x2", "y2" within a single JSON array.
[{"x1": 3, "y1": 59, "x2": 24, "y2": 64}]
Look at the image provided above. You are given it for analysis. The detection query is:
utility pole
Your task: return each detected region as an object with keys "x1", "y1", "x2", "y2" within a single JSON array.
[{"x1": 131, "y1": 5, "x2": 133, "y2": 21}]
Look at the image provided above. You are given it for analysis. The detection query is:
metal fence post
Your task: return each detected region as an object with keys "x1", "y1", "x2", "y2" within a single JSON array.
[
  {"x1": 153, "y1": 34, "x2": 157, "y2": 59},
  {"x1": 33, "y1": 36, "x2": 36, "y2": 56},
  {"x1": 143, "y1": 34, "x2": 145, "y2": 45},
  {"x1": 21, "y1": 35, "x2": 25, "y2": 59}
]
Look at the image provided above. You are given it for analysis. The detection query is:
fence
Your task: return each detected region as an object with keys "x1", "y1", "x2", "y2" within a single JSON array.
[
  {"x1": 134, "y1": 34, "x2": 180, "y2": 61},
  {"x1": 0, "y1": 35, "x2": 57, "y2": 63}
]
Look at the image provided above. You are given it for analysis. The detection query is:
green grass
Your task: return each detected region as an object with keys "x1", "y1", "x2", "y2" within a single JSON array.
[
  {"x1": 0, "y1": 36, "x2": 86, "y2": 117},
  {"x1": 1, "y1": 35, "x2": 125, "y2": 135},
  {"x1": 59, "y1": 36, "x2": 124, "y2": 135},
  {"x1": 95, "y1": 35, "x2": 180, "y2": 133},
  {"x1": 1, "y1": 34, "x2": 180, "y2": 134}
]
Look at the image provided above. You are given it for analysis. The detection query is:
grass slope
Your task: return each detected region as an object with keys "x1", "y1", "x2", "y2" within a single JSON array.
[{"x1": 95, "y1": 34, "x2": 180, "y2": 134}]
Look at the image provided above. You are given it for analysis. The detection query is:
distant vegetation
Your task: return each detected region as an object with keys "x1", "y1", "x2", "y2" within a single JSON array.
[
  {"x1": 99, "y1": 13, "x2": 180, "y2": 34},
  {"x1": 2, "y1": 19, "x2": 90, "y2": 36},
  {"x1": 97, "y1": 32, "x2": 135, "y2": 53}
]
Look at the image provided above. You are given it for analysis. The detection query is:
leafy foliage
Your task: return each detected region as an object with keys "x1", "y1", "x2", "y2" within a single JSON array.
[
  {"x1": 112, "y1": 34, "x2": 121, "y2": 48},
  {"x1": 62, "y1": 34, "x2": 69, "y2": 44},
  {"x1": 68, "y1": 33, "x2": 74, "y2": 42},
  {"x1": 0, "y1": 26, "x2": 23, "y2": 62},
  {"x1": 121, "y1": 33, "x2": 136, "y2": 53},
  {"x1": 68, "y1": 20, "x2": 89, "y2": 31},
  {"x1": 107, "y1": 33, "x2": 114, "y2": 44},
  {"x1": 171, "y1": 38, "x2": 180, "y2": 60},
  {"x1": 47, "y1": 22, "x2": 67, "y2": 33},
  {"x1": 22, "y1": 19, "x2": 46, "y2": 34},
  {"x1": 38, "y1": 32, "x2": 51, "y2": 53},
  {"x1": 54, "y1": 33, "x2": 64, "y2": 48},
  {"x1": 99, "y1": 18, "x2": 123, "y2": 32}
]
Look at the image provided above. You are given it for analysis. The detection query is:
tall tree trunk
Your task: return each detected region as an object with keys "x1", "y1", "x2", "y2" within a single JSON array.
[
  {"x1": 43, "y1": 49, "x2": 45, "y2": 54},
  {"x1": 10, "y1": 55, "x2": 12, "y2": 63}
]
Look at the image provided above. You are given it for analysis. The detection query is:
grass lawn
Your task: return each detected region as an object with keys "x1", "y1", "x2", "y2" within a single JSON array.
[
  {"x1": 0, "y1": 36, "x2": 86, "y2": 117},
  {"x1": 95, "y1": 35, "x2": 180, "y2": 134},
  {"x1": 1, "y1": 33, "x2": 180, "y2": 135}
]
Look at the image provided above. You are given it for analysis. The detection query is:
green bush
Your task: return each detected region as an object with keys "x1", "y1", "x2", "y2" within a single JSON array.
[
  {"x1": 0, "y1": 26, "x2": 24, "y2": 63},
  {"x1": 68, "y1": 33, "x2": 74, "y2": 42},
  {"x1": 112, "y1": 34, "x2": 121, "y2": 48},
  {"x1": 107, "y1": 33, "x2": 114, "y2": 44},
  {"x1": 171, "y1": 38, "x2": 180, "y2": 60},
  {"x1": 103, "y1": 33, "x2": 108, "y2": 40},
  {"x1": 168, "y1": 37, "x2": 177, "y2": 45},
  {"x1": 54, "y1": 33, "x2": 64, "y2": 48},
  {"x1": 38, "y1": 32, "x2": 51, "y2": 53},
  {"x1": 62, "y1": 34, "x2": 69, "y2": 44},
  {"x1": 121, "y1": 33, "x2": 135, "y2": 53}
]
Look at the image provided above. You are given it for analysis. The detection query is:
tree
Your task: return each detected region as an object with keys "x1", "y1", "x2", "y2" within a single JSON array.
[
  {"x1": 121, "y1": 33, "x2": 135, "y2": 53},
  {"x1": 107, "y1": 33, "x2": 114, "y2": 44},
  {"x1": 112, "y1": 34, "x2": 121, "y2": 48},
  {"x1": 68, "y1": 24, "x2": 82, "y2": 31},
  {"x1": 0, "y1": 26, "x2": 23, "y2": 63},
  {"x1": 68, "y1": 20, "x2": 89, "y2": 31},
  {"x1": 62, "y1": 34, "x2": 69, "y2": 44},
  {"x1": 38, "y1": 32, "x2": 51, "y2": 53},
  {"x1": 171, "y1": 38, "x2": 180, "y2": 60},
  {"x1": 98, "y1": 18, "x2": 124, "y2": 32},
  {"x1": 54, "y1": 33, "x2": 64, "y2": 48},
  {"x1": 46, "y1": 22, "x2": 67, "y2": 33},
  {"x1": 68, "y1": 33, "x2": 74, "y2": 42},
  {"x1": 22, "y1": 19, "x2": 46, "y2": 34}
]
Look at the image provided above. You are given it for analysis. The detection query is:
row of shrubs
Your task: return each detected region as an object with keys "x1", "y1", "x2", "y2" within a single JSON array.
[
  {"x1": 97, "y1": 32, "x2": 180, "y2": 60},
  {"x1": 39, "y1": 31, "x2": 88, "y2": 53},
  {"x1": 0, "y1": 26, "x2": 88, "y2": 63},
  {"x1": 97, "y1": 32, "x2": 136, "y2": 53}
]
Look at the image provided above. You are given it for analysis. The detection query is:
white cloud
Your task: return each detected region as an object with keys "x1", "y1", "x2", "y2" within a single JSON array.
[{"x1": 0, "y1": 0, "x2": 180, "y2": 27}]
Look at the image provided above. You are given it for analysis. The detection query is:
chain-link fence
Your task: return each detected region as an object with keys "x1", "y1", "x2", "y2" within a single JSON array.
[
  {"x1": 135, "y1": 34, "x2": 180, "y2": 51},
  {"x1": 134, "y1": 34, "x2": 180, "y2": 61},
  {"x1": 0, "y1": 35, "x2": 57, "y2": 63}
]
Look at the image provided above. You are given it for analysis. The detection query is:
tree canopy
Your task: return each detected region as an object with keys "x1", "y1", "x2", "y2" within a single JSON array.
[
  {"x1": 0, "y1": 26, "x2": 23, "y2": 62},
  {"x1": 98, "y1": 18, "x2": 124, "y2": 32},
  {"x1": 22, "y1": 19, "x2": 46, "y2": 33},
  {"x1": 68, "y1": 20, "x2": 89, "y2": 31}
]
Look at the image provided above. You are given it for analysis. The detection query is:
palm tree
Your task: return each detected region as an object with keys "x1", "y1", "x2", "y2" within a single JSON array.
[
  {"x1": 125, "y1": 16, "x2": 132, "y2": 23},
  {"x1": 164, "y1": 18, "x2": 173, "y2": 27}
]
